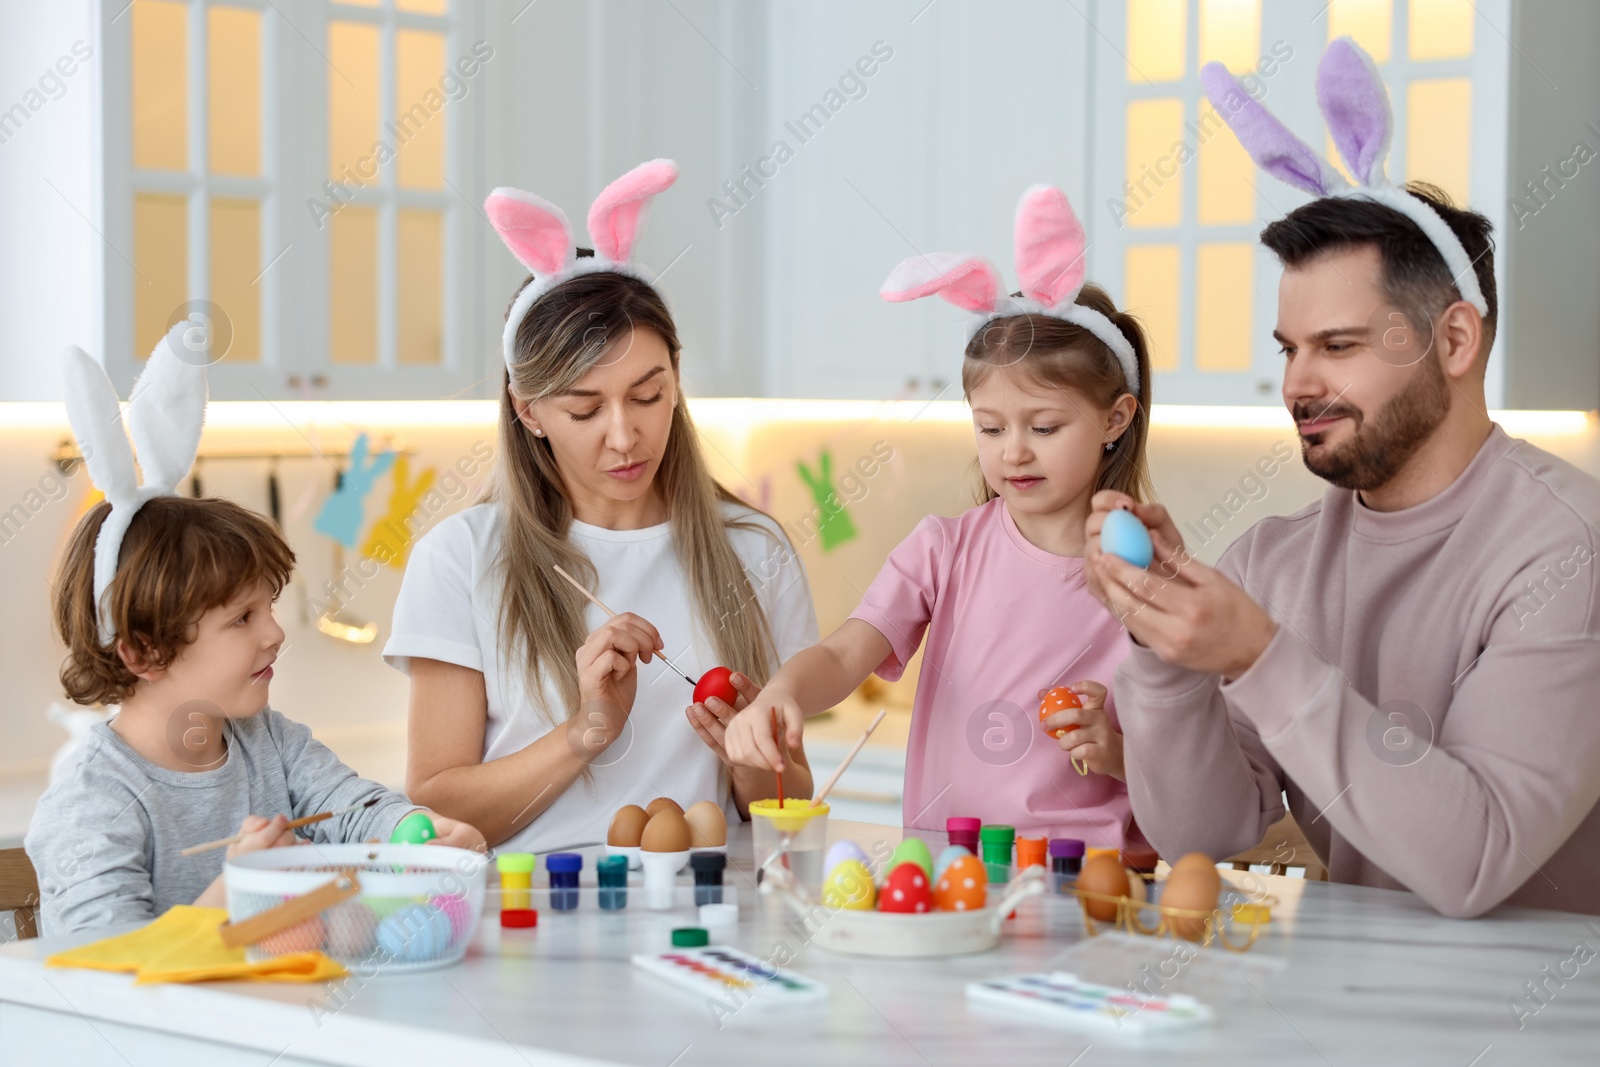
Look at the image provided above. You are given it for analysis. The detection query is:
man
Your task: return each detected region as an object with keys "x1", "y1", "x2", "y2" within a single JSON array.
[{"x1": 1087, "y1": 180, "x2": 1600, "y2": 918}]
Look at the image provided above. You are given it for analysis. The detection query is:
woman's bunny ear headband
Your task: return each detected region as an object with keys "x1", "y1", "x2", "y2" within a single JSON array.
[
  {"x1": 62, "y1": 320, "x2": 210, "y2": 644},
  {"x1": 879, "y1": 185, "x2": 1141, "y2": 395},
  {"x1": 484, "y1": 158, "x2": 679, "y2": 370},
  {"x1": 1200, "y1": 36, "x2": 1487, "y2": 316}
]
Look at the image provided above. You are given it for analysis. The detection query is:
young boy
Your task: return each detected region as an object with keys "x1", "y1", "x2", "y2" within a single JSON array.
[{"x1": 27, "y1": 494, "x2": 483, "y2": 935}]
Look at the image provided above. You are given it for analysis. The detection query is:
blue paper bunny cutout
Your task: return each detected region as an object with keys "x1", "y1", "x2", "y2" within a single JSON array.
[{"x1": 314, "y1": 432, "x2": 396, "y2": 548}]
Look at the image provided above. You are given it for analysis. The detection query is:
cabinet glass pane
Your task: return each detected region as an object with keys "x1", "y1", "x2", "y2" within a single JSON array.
[
  {"x1": 398, "y1": 0, "x2": 450, "y2": 13},
  {"x1": 330, "y1": 206, "x2": 379, "y2": 365},
  {"x1": 1125, "y1": 99, "x2": 1184, "y2": 229},
  {"x1": 1124, "y1": 245, "x2": 1181, "y2": 373},
  {"x1": 1409, "y1": 0, "x2": 1473, "y2": 60},
  {"x1": 329, "y1": 21, "x2": 382, "y2": 187},
  {"x1": 1197, "y1": 99, "x2": 1255, "y2": 224},
  {"x1": 397, "y1": 209, "x2": 443, "y2": 366},
  {"x1": 1328, "y1": 0, "x2": 1392, "y2": 63},
  {"x1": 1406, "y1": 78, "x2": 1471, "y2": 203},
  {"x1": 134, "y1": 193, "x2": 188, "y2": 360},
  {"x1": 1127, "y1": 0, "x2": 1185, "y2": 83},
  {"x1": 1199, "y1": 0, "x2": 1260, "y2": 73},
  {"x1": 1196, "y1": 243, "x2": 1254, "y2": 372},
  {"x1": 132, "y1": 0, "x2": 187, "y2": 171},
  {"x1": 396, "y1": 30, "x2": 447, "y2": 190},
  {"x1": 210, "y1": 198, "x2": 260, "y2": 365},
  {"x1": 208, "y1": 6, "x2": 261, "y2": 176}
]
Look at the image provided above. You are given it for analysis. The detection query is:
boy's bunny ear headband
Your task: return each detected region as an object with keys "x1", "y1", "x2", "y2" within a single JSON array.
[
  {"x1": 62, "y1": 320, "x2": 209, "y2": 644},
  {"x1": 485, "y1": 158, "x2": 679, "y2": 370},
  {"x1": 880, "y1": 185, "x2": 1141, "y2": 395},
  {"x1": 1200, "y1": 36, "x2": 1488, "y2": 316}
]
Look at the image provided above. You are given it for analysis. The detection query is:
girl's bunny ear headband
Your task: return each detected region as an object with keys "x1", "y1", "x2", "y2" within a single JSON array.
[
  {"x1": 62, "y1": 320, "x2": 210, "y2": 644},
  {"x1": 879, "y1": 185, "x2": 1141, "y2": 395},
  {"x1": 1200, "y1": 36, "x2": 1488, "y2": 316},
  {"x1": 484, "y1": 158, "x2": 679, "y2": 370}
]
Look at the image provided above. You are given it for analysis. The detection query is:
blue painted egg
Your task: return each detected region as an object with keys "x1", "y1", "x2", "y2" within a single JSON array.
[
  {"x1": 1101, "y1": 509, "x2": 1153, "y2": 568},
  {"x1": 934, "y1": 844, "x2": 973, "y2": 882},
  {"x1": 375, "y1": 903, "x2": 454, "y2": 962}
]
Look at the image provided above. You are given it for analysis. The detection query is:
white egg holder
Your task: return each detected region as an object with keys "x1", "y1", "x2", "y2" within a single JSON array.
[
  {"x1": 760, "y1": 863, "x2": 1048, "y2": 958},
  {"x1": 225, "y1": 844, "x2": 489, "y2": 973},
  {"x1": 606, "y1": 842, "x2": 726, "y2": 870}
]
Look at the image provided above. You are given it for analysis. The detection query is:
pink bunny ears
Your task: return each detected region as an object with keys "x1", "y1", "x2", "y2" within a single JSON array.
[
  {"x1": 881, "y1": 185, "x2": 1140, "y2": 394},
  {"x1": 1200, "y1": 36, "x2": 1488, "y2": 316},
  {"x1": 485, "y1": 159, "x2": 679, "y2": 369},
  {"x1": 62, "y1": 321, "x2": 209, "y2": 644}
]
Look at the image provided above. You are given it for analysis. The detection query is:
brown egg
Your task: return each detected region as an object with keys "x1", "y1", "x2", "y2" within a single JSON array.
[
  {"x1": 1076, "y1": 853, "x2": 1130, "y2": 922},
  {"x1": 684, "y1": 800, "x2": 727, "y2": 847},
  {"x1": 1161, "y1": 853, "x2": 1221, "y2": 941},
  {"x1": 645, "y1": 796, "x2": 683, "y2": 818},
  {"x1": 640, "y1": 808, "x2": 691, "y2": 852},
  {"x1": 607, "y1": 804, "x2": 649, "y2": 847}
]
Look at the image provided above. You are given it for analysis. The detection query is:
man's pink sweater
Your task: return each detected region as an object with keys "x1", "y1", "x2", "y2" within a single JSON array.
[{"x1": 1117, "y1": 427, "x2": 1600, "y2": 916}]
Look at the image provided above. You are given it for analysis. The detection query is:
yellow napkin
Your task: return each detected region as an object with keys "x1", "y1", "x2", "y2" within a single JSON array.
[{"x1": 47, "y1": 906, "x2": 347, "y2": 985}]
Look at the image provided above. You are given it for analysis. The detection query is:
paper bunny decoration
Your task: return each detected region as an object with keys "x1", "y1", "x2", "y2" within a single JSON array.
[
  {"x1": 1199, "y1": 36, "x2": 1488, "y2": 316},
  {"x1": 795, "y1": 451, "x2": 858, "y2": 552},
  {"x1": 880, "y1": 185, "x2": 1140, "y2": 394},
  {"x1": 313, "y1": 432, "x2": 396, "y2": 548},
  {"x1": 61, "y1": 320, "x2": 209, "y2": 643},
  {"x1": 484, "y1": 159, "x2": 679, "y2": 370},
  {"x1": 361, "y1": 454, "x2": 436, "y2": 568}
]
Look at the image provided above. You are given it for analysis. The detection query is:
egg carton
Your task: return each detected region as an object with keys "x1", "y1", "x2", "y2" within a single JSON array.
[
  {"x1": 761, "y1": 864, "x2": 1048, "y2": 957},
  {"x1": 1069, "y1": 878, "x2": 1275, "y2": 952},
  {"x1": 225, "y1": 844, "x2": 489, "y2": 973}
]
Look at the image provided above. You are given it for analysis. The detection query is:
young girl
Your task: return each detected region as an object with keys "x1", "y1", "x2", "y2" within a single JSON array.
[
  {"x1": 27, "y1": 335, "x2": 480, "y2": 935},
  {"x1": 725, "y1": 186, "x2": 1154, "y2": 847}
]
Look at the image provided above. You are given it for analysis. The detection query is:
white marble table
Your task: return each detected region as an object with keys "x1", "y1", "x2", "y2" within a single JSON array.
[{"x1": 2, "y1": 820, "x2": 1596, "y2": 1066}]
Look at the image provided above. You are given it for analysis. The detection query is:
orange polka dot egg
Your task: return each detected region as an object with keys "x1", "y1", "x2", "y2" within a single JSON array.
[{"x1": 933, "y1": 854, "x2": 988, "y2": 912}]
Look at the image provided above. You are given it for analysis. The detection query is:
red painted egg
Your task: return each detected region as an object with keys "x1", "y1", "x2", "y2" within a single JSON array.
[
  {"x1": 877, "y1": 861, "x2": 932, "y2": 914},
  {"x1": 1040, "y1": 686, "x2": 1082, "y2": 739},
  {"x1": 933, "y1": 854, "x2": 988, "y2": 912},
  {"x1": 693, "y1": 667, "x2": 738, "y2": 706}
]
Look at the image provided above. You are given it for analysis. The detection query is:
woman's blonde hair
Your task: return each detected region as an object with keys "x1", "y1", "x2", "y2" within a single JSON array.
[
  {"x1": 490, "y1": 268, "x2": 783, "y2": 732},
  {"x1": 961, "y1": 282, "x2": 1155, "y2": 505}
]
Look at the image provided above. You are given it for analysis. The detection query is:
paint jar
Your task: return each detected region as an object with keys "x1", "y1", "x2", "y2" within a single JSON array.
[{"x1": 546, "y1": 853, "x2": 582, "y2": 911}]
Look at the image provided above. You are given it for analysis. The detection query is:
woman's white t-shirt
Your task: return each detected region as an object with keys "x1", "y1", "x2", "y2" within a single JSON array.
[{"x1": 383, "y1": 500, "x2": 818, "y2": 854}]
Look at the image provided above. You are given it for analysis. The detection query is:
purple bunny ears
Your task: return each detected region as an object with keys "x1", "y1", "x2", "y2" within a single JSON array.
[
  {"x1": 485, "y1": 159, "x2": 679, "y2": 368},
  {"x1": 880, "y1": 185, "x2": 1140, "y2": 394},
  {"x1": 1200, "y1": 36, "x2": 1487, "y2": 315}
]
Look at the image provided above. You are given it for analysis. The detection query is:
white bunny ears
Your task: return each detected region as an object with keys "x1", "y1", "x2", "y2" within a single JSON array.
[
  {"x1": 1201, "y1": 36, "x2": 1488, "y2": 316},
  {"x1": 485, "y1": 159, "x2": 679, "y2": 369},
  {"x1": 881, "y1": 185, "x2": 1141, "y2": 395},
  {"x1": 62, "y1": 321, "x2": 209, "y2": 644}
]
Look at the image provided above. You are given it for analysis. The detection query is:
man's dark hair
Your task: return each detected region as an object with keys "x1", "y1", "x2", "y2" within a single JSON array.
[{"x1": 1260, "y1": 182, "x2": 1497, "y2": 357}]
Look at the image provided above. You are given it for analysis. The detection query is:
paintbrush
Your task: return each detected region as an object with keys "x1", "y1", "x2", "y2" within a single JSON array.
[
  {"x1": 551, "y1": 563, "x2": 698, "y2": 687},
  {"x1": 179, "y1": 797, "x2": 381, "y2": 856}
]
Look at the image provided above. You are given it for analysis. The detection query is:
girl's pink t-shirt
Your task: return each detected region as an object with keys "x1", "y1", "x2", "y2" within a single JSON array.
[{"x1": 849, "y1": 498, "x2": 1140, "y2": 847}]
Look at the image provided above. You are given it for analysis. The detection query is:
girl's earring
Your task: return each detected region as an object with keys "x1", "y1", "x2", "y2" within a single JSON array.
[{"x1": 1103, "y1": 440, "x2": 1115, "y2": 452}]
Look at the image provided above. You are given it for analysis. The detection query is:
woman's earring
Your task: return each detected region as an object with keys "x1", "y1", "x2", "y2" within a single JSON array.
[{"x1": 533, "y1": 428, "x2": 545, "y2": 437}]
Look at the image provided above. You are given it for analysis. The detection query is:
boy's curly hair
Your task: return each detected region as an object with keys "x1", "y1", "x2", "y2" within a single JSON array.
[{"x1": 54, "y1": 496, "x2": 295, "y2": 705}]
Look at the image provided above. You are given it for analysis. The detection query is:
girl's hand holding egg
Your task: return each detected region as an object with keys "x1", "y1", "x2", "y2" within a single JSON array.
[
  {"x1": 1040, "y1": 682, "x2": 1125, "y2": 782},
  {"x1": 426, "y1": 814, "x2": 487, "y2": 853}
]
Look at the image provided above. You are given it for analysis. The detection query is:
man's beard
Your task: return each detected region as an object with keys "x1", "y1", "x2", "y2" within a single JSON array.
[{"x1": 1296, "y1": 359, "x2": 1451, "y2": 492}]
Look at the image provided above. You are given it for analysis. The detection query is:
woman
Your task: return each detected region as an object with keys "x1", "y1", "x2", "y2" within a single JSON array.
[{"x1": 384, "y1": 162, "x2": 815, "y2": 851}]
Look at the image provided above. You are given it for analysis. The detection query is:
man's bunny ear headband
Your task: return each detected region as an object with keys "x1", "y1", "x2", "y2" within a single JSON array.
[
  {"x1": 484, "y1": 158, "x2": 679, "y2": 370},
  {"x1": 880, "y1": 185, "x2": 1141, "y2": 395},
  {"x1": 1200, "y1": 35, "x2": 1487, "y2": 316},
  {"x1": 62, "y1": 320, "x2": 209, "y2": 644}
]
